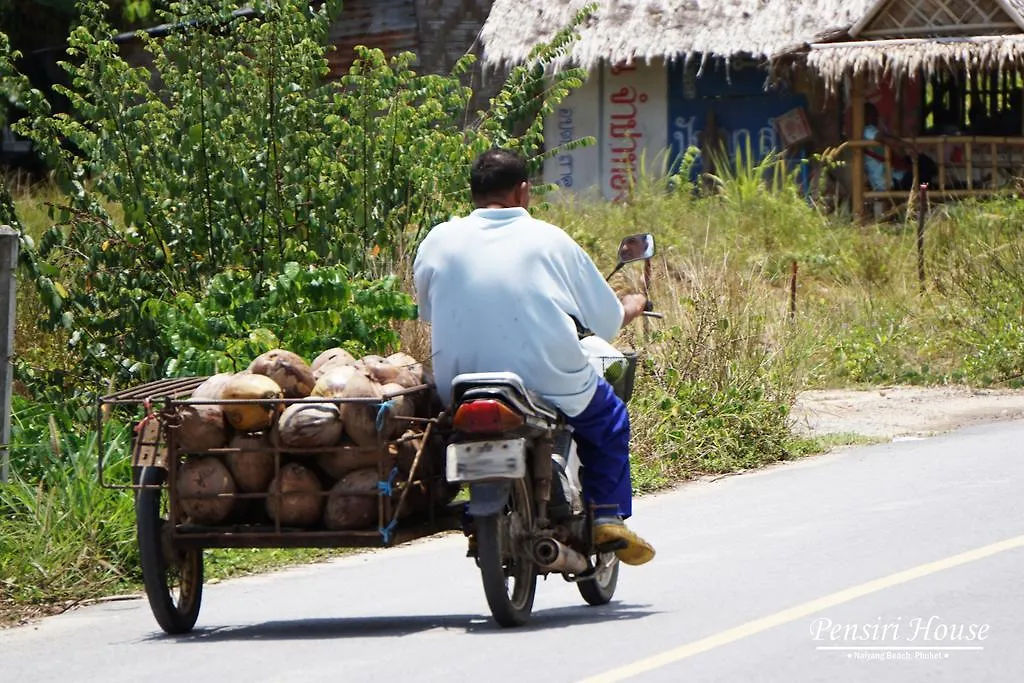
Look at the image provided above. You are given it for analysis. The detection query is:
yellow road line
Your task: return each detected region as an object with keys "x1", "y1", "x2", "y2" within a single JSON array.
[{"x1": 580, "y1": 534, "x2": 1024, "y2": 683}]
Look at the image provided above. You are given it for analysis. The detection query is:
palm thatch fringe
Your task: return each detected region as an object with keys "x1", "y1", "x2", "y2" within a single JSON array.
[
  {"x1": 480, "y1": 0, "x2": 876, "y2": 71},
  {"x1": 809, "y1": 35, "x2": 1024, "y2": 88}
]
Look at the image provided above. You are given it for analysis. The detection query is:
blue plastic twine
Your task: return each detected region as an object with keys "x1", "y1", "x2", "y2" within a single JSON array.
[
  {"x1": 379, "y1": 518, "x2": 399, "y2": 545},
  {"x1": 377, "y1": 466, "x2": 399, "y2": 497},
  {"x1": 375, "y1": 399, "x2": 397, "y2": 433}
]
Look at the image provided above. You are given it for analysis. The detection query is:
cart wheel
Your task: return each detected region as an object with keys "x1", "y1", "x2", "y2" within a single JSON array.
[
  {"x1": 476, "y1": 478, "x2": 538, "y2": 628},
  {"x1": 577, "y1": 551, "x2": 619, "y2": 606},
  {"x1": 136, "y1": 465, "x2": 203, "y2": 634}
]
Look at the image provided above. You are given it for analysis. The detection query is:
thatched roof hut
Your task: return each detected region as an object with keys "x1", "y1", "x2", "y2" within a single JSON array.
[
  {"x1": 481, "y1": 0, "x2": 1024, "y2": 87},
  {"x1": 479, "y1": 0, "x2": 877, "y2": 71},
  {"x1": 807, "y1": 0, "x2": 1024, "y2": 88}
]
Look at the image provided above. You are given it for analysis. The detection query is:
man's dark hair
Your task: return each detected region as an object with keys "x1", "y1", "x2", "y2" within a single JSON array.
[
  {"x1": 864, "y1": 102, "x2": 879, "y2": 119},
  {"x1": 470, "y1": 148, "x2": 529, "y2": 199}
]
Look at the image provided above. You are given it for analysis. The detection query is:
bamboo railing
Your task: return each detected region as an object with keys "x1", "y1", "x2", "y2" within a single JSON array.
[{"x1": 846, "y1": 136, "x2": 1024, "y2": 212}]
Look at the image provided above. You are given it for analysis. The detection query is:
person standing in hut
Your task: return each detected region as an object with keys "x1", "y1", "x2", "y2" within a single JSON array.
[{"x1": 862, "y1": 103, "x2": 937, "y2": 192}]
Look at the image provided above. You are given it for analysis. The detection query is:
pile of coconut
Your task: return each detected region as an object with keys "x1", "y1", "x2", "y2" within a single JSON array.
[{"x1": 173, "y1": 348, "x2": 454, "y2": 531}]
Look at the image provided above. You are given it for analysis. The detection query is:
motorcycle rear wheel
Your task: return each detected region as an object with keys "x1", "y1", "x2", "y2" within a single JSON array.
[
  {"x1": 476, "y1": 477, "x2": 538, "y2": 627},
  {"x1": 577, "y1": 551, "x2": 619, "y2": 606}
]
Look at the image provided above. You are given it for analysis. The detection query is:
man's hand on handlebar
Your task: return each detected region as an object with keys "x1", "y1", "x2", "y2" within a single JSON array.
[{"x1": 620, "y1": 293, "x2": 649, "y2": 326}]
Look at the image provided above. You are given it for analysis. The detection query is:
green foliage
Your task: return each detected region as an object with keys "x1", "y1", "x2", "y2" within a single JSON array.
[
  {"x1": 0, "y1": 413, "x2": 139, "y2": 605},
  {"x1": 148, "y1": 262, "x2": 417, "y2": 376},
  {"x1": 14, "y1": 0, "x2": 591, "y2": 392}
]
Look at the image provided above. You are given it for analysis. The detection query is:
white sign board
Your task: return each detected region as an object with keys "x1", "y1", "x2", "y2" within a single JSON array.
[
  {"x1": 543, "y1": 61, "x2": 668, "y2": 201},
  {"x1": 599, "y1": 61, "x2": 668, "y2": 201}
]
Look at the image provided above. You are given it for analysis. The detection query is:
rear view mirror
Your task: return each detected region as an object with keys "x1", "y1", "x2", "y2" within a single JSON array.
[
  {"x1": 605, "y1": 233, "x2": 656, "y2": 281},
  {"x1": 617, "y1": 233, "x2": 655, "y2": 264}
]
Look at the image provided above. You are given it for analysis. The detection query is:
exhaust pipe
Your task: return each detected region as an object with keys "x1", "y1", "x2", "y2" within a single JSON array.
[{"x1": 533, "y1": 537, "x2": 588, "y2": 574}]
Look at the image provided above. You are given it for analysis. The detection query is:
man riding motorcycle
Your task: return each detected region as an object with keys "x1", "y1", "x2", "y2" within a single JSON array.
[{"x1": 412, "y1": 148, "x2": 655, "y2": 566}]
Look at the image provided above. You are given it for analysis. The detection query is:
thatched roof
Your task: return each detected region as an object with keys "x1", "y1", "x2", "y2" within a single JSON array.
[
  {"x1": 808, "y1": 0, "x2": 1024, "y2": 88},
  {"x1": 809, "y1": 35, "x2": 1024, "y2": 88},
  {"x1": 479, "y1": 0, "x2": 877, "y2": 70}
]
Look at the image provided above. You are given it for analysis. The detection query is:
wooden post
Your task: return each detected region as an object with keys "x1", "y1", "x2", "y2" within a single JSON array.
[
  {"x1": 789, "y1": 260, "x2": 798, "y2": 321},
  {"x1": 917, "y1": 184, "x2": 927, "y2": 292},
  {"x1": 851, "y1": 72, "x2": 866, "y2": 219}
]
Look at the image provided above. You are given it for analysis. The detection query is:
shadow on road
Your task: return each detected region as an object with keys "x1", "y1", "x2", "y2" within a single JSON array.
[{"x1": 152, "y1": 602, "x2": 657, "y2": 643}]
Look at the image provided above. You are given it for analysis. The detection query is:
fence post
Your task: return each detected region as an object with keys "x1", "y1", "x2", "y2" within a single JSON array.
[
  {"x1": 0, "y1": 225, "x2": 17, "y2": 483},
  {"x1": 917, "y1": 184, "x2": 927, "y2": 293},
  {"x1": 789, "y1": 260, "x2": 798, "y2": 321}
]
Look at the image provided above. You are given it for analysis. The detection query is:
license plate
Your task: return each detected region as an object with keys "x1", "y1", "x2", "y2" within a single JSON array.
[{"x1": 446, "y1": 439, "x2": 526, "y2": 482}]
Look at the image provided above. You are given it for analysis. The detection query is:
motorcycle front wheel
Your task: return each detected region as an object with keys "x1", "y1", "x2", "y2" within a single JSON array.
[{"x1": 476, "y1": 477, "x2": 538, "y2": 627}]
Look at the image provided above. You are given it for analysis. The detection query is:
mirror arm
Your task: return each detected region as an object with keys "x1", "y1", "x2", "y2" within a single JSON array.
[{"x1": 605, "y1": 262, "x2": 625, "y2": 281}]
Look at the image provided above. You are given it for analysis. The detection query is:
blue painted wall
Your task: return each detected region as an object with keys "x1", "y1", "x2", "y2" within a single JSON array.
[{"x1": 667, "y1": 58, "x2": 809, "y2": 179}]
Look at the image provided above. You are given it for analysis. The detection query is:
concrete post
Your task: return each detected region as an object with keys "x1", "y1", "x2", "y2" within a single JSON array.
[{"x1": 0, "y1": 225, "x2": 18, "y2": 483}]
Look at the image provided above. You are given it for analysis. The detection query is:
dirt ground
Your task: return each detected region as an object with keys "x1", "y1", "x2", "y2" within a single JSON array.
[{"x1": 791, "y1": 386, "x2": 1024, "y2": 440}]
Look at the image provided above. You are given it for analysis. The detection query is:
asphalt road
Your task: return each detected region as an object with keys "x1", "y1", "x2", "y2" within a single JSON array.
[{"x1": 4, "y1": 421, "x2": 1024, "y2": 682}]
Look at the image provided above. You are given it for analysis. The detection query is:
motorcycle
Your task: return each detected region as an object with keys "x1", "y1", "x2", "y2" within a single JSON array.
[{"x1": 442, "y1": 233, "x2": 659, "y2": 627}]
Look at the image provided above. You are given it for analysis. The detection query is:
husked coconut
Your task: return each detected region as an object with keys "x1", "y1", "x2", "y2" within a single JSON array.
[
  {"x1": 248, "y1": 349, "x2": 315, "y2": 398},
  {"x1": 220, "y1": 374, "x2": 285, "y2": 431},
  {"x1": 385, "y1": 352, "x2": 425, "y2": 384},
  {"x1": 378, "y1": 382, "x2": 416, "y2": 439},
  {"x1": 176, "y1": 404, "x2": 228, "y2": 452},
  {"x1": 311, "y1": 364, "x2": 361, "y2": 397},
  {"x1": 317, "y1": 439, "x2": 385, "y2": 480},
  {"x1": 311, "y1": 347, "x2": 357, "y2": 373},
  {"x1": 364, "y1": 360, "x2": 419, "y2": 388},
  {"x1": 225, "y1": 432, "x2": 276, "y2": 493},
  {"x1": 266, "y1": 462, "x2": 323, "y2": 527},
  {"x1": 191, "y1": 373, "x2": 234, "y2": 400},
  {"x1": 178, "y1": 456, "x2": 237, "y2": 524},
  {"x1": 338, "y1": 372, "x2": 385, "y2": 446},
  {"x1": 276, "y1": 402, "x2": 344, "y2": 449},
  {"x1": 324, "y1": 468, "x2": 379, "y2": 530}
]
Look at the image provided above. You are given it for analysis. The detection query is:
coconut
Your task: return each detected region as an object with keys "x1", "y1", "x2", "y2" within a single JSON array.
[
  {"x1": 385, "y1": 352, "x2": 425, "y2": 384},
  {"x1": 266, "y1": 462, "x2": 323, "y2": 528},
  {"x1": 364, "y1": 360, "x2": 419, "y2": 389},
  {"x1": 176, "y1": 404, "x2": 229, "y2": 452},
  {"x1": 191, "y1": 372, "x2": 234, "y2": 400},
  {"x1": 225, "y1": 432, "x2": 276, "y2": 493},
  {"x1": 220, "y1": 373, "x2": 285, "y2": 431},
  {"x1": 276, "y1": 402, "x2": 344, "y2": 449},
  {"x1": 324, "y1": 468, "x2": 380, "y2": 530},
  {"x1": 248, "y1": 349, "x2": 315, "y2": 399},
  {"x1": 311, "y1": 347, "x2": 357, "y2": 373},
  {"x1": 338, "y1": 372, "x2": 385, "y2": 447},
  {"x1": 178, "y1": 456, "x2": 236, "y2": 524},
  {"x1": 317, "y1": 439, "x2": 385, "y2": 480},
  {"x1": 311, "y1": 364, "x2": 361, "y2": 397}
]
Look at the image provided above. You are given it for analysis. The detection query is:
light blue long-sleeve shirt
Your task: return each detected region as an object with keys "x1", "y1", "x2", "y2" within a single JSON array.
[{"x1": 413, "y1": 207, "x2": 624, "y2": 417}]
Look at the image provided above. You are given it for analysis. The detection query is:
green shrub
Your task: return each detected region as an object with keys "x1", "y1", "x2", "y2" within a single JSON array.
[{"x1": 147, "y1": 262, "x2": 417, "y2": 376}]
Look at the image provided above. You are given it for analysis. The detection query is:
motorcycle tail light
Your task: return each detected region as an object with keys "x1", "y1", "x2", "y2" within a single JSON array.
[{"x1": 453, "y1": 399, "x2": 524, "y2": 433}]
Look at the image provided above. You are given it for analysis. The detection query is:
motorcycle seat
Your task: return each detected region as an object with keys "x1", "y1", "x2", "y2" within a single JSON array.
[{"x1": 450, "y1": 372, "x2": 561, "y2": 422}]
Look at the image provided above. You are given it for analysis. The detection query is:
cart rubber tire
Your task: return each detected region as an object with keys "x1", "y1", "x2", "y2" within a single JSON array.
[
  {"x1": 136, "y1": 465, "x2": 203, "y2": 635},
  {"x1": 476, "y1": 478, "x2": 537, "y2": 628},
  {"x1": 578, "y1": 552, "x2": 619, "y2": 606}
]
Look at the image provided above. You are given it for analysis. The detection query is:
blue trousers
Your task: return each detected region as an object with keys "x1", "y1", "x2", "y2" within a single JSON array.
[{"x1": 565, "y1": 378, "x2": 633, "y2": 519}]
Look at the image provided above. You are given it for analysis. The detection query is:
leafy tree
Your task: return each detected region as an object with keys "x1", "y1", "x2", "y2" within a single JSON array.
[{"x1": 13, "y1": 0, "x2": 595, "y2": 392}]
